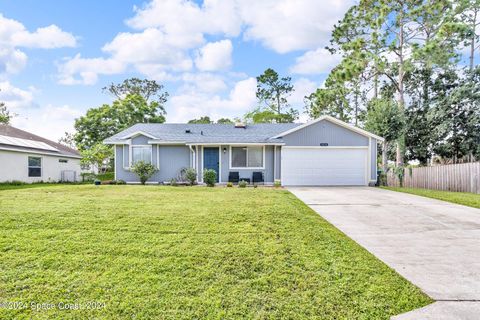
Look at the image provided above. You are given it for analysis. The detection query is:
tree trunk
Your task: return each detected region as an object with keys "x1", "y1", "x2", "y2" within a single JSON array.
[
  {"x1": 396, "y1": 17, "x2": 405, "y2": 167},
  {"x1": 470, "y1": 10, "x2": 477, "y2": 71}
]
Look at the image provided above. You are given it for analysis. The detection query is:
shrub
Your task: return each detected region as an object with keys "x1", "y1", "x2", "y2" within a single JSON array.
[
  {"x1": 116, "y1": 180, "x2": 126, "y2": 185},
  {"x1": 274, "y1": 180, "x2": 281, "y2": 188},
  {"x1": 170, "y1": 178, "x2": 178, "y2": 186},
  {"x1": 203, "y1": 169, "x2": 217, "y2": 187},
  {"x1": 97, "y1": 172, "x2": 114, "y2": 181},
  {"x1": 378, "y1": 171, "x2": 387, "y2": 186},
  {"x1": 131, "y1": 161, "x2": 158, "y2": 185},
  {"x1": 184, "y1": 168, "x2": 197, "y2": 186},
  {"x1": 4, "y1": 180, "x2": 26, "y2": 186},
  {"x1": 238, "y1": 180, "x2": 247, "y2": 188},
  {"x1": 80, "y1": 172, "x2": 96, "y2": 182},
  {"x1": 226, "y1": 182, "x2": 233, "y2": 188}
]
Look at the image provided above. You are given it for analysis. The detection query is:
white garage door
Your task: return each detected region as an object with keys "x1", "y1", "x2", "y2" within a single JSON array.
[{"x1": 281, "y1": 147, "x2": 368, "y2": 186}]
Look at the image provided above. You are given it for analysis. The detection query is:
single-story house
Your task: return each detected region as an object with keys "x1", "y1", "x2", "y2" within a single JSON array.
[
  {"x1": 105, "y1": 116, "x2": 383, "y2": 186},
  {"x1": 105, "y1": 116, "x2": 384, "y2": 186},
  {"x1": 0, "y1": 124, "x2": 82, "y2": 183}
]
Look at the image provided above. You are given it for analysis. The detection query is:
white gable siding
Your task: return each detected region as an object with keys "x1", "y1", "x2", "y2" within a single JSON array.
[{"x1": 281, "y1": 119, "x2": 368, "y2": 146}]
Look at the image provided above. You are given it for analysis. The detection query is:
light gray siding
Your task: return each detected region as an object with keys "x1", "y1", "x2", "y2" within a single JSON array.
[
  {"x1": 131, "y1": 135, "x2": 150, "y2": 145},
  {"x1": 115, "y1": 143, "x2": 190, "y2": 183},
  {"x1": 282, "y1": 119, "x2": 368, "y2": 146},
  {"x1": 219, "y1": 145, "x2": 274, "y2": 183}
]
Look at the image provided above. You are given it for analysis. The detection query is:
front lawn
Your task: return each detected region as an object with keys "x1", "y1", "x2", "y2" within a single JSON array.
[
  {"x1": 383, "y1": 187, "x2": 480, "y2": 209},
  {"x1": 0, "y1": 185, "x2": 431, "y2": 319}
]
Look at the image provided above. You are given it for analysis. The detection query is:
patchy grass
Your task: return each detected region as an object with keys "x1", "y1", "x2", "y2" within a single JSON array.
[
  {"x1": 0, "y1": 185, "x2": 431, "y2": 319},
  {"x1": 383, "y1": 187, "x2": 480, "y2": 209}
]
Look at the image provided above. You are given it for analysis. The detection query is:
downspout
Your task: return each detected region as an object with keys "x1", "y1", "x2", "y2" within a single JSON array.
[{"x1": 188, "y1": 145, "x2": 196, "y2": 170}]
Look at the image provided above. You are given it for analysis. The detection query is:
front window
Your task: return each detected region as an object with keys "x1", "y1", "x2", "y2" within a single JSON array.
[
  {"x1": 131, "y1": 146, "x2": 152, "y2": 164},
  {"x1": 231, "y1": 146, "x2": 264, "y2": 168},
  {"x1": 28, "y1": 156, "x2": 42, "y2": 177}
]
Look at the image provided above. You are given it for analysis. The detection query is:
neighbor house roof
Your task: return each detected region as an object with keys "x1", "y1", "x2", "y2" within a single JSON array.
[
  {"x1": 0, "y1": 124, "x2": 81, "y2": 158},
  {"x1": 104, "y1": 123, "x2": 302, "y2": 144}
]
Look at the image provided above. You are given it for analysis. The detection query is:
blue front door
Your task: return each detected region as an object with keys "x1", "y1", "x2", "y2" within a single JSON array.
[{"x1": 203, "y1": 147, "x2": 219, "y2": 182}]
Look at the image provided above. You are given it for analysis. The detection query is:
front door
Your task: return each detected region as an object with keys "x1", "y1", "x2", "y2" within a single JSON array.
[{"x1": 203, "y1": 147, "x2": 219, "y2": 182}]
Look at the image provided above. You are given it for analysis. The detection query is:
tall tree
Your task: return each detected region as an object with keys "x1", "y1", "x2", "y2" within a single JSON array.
[
  {"x1": 365, "y1": 98, "x2": 405, "y2": 172},
  {"x1": 429, "y1": 67, "x2": 480, "y2": 162},
  {"x1": 0, "y1": 90, "x2": 14, "y2": 124},
  {"x1": 74, "y1": 94, "x2": 166, "y2": 150},
  {"x1": 326, "y1": 0, "x2": 465, "y2": 166},
  {"x1": 0, "y1": 102, "x2": 13, "y2": 125},
  {"x1": 58, "y1": 132, "x2": 76, "y2": 149},
  {"x1": 103, "y1": 78, "x2": 169, "y2": 104},
  {"x1": 216, "y1": 118, "x2": 233, "y2": 124},
  {"x1": 305, "y1": 84, "x2": 352, "y2": 122},
  {"x1": 461, "y1": 0, "x2": 480, "y2": 70},
  {"x1": 246, "y1": 68, "x2": 298, "y2": 123},
  {"x1": 188, "y1": 116, "x2": 212, "y2": 124}
]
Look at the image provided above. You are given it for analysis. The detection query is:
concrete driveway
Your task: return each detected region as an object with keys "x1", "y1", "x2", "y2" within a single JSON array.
[{"x1": 288, "y1": 187, "x2": 480, "y2": 319}]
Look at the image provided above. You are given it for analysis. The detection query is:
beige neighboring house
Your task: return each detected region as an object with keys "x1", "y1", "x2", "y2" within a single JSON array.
[{"x1": 0, "y1": 124, "x2": 82, "y2": 183}]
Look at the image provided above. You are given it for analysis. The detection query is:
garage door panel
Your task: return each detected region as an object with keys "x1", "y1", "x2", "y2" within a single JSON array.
[{"x1": 281, "y1": 148, "x2": 367, "y2": 186}]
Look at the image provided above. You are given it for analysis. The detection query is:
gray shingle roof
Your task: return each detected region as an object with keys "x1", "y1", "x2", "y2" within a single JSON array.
[
  {"x1": 105, "y1": 123, "x2": 303, "y2": 144},
  {"x1": 0, "y1": 124, "x2": 81, "y2": 157}
]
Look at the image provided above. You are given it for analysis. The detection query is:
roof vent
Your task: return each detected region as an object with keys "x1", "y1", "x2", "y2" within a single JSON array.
[
  {"x1": 235, "y1": 122, "x2": 246, "y2": 129},
  {"x1": 185, "y1": 129, "x2": 191, "y2": 134}
]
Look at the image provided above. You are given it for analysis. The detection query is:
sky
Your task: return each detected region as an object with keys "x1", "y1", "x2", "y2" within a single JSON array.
[{"x1": 0, "y1": 0, "x2": 356, "y2": 141}]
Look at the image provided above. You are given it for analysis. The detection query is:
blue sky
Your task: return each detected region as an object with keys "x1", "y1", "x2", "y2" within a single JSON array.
[{"x1": 0, "y1": 0, "x2": 352, "y2": 140}]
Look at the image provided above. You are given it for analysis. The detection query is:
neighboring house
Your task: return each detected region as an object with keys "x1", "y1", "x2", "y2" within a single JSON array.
[
  {"x1": 104, "y1": 116, "x2": 384, "y2": 186},
  {"x1": 0, "y1": 124, "x2": 82, "y2": 183}
]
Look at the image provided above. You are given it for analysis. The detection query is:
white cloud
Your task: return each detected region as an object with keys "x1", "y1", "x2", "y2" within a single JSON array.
[
  {"x1": 0, "y1": 14, "x2": 76, "y2": 75},
  {"x1": 103, "y1": 28, "x2": 194, "y2": 69},
  {"x1": 167, "y1": 77, "x2": 257, "y2": 122},
  {"x1": 239, "y1": 0, "x2": 354, "y2": 53},
  {"x1": 126, "y1": 0, "x2": 353, "y2": 54},
  {"x1": 0, "y1": 81, "x2": 35, "y2": 109},
  {"x1": 290, "y1": 48, "x2": 341, "y2": 75},
  {"x1": 11, "y1": 104, "x2": 82, "y2": 141},
  {"x1": 195, "y1": 40, "x2": 233, "y2": 71},
  {"x1": 180, "y1": 73, "x2": 227, "y2": 94},
  {"x1": 59, "y1": 28, "x2": 194, "y2": 85},
  {"x1": 127, "y1": 0, "x2": 242, "y2": 38},
  {"x1": 0, "y1": 48, "x2": 27, "y2": 74},
  {"x1": 290, "y1": 78, "x2": 317, "y2": 105},
  {"x1": 58, "y1": 0, "x2": 353, "y2": 84},
  {"x1": 57, "y1": 54, "x2": 125, "y2": 85},
  {"x1": 11, "y1": 25, "x2": 76, "y2": 49}
]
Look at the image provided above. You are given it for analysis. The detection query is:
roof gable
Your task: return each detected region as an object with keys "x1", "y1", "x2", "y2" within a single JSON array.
[{"x1": 271, "y1": 116, "x2": 384, "y2": 141}]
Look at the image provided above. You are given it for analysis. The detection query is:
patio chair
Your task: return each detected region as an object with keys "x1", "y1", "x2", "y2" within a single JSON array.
[
  {"x1": 228, "y1": 172, "x2": 239, "y2": 183},
  {"x1": 252, "y1": 172, "x2": 264, "y2": 184}
]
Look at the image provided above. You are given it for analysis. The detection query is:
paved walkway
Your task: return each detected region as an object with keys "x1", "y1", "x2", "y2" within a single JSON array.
[{"x1": 288, "y1": 187, "x2": 480, "y2": 319}]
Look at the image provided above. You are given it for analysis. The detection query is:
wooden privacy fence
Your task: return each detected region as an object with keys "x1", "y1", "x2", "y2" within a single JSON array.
[{"x1": 386, "y1": 162, "x2": 480, "y2": 194}]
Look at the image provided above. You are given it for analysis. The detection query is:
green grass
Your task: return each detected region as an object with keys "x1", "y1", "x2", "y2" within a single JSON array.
[
  {"x1": 383, "y1": 187, "x2": 480, "y2": 209},
  {"x1": 0, "y1": 185, "x2": 431, "y2": 319}
]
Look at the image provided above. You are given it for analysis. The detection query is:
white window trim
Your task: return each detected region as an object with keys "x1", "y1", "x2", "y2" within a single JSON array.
[
  {"x1": 229, "y1": 145, "x2": 265, "y2": 170},
  {"x1": 28, "y1": 155, "x2": 42, "y2": 178},
  {"x1": 129, "y1": 144, "x2": 153, "y2": 167}
]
